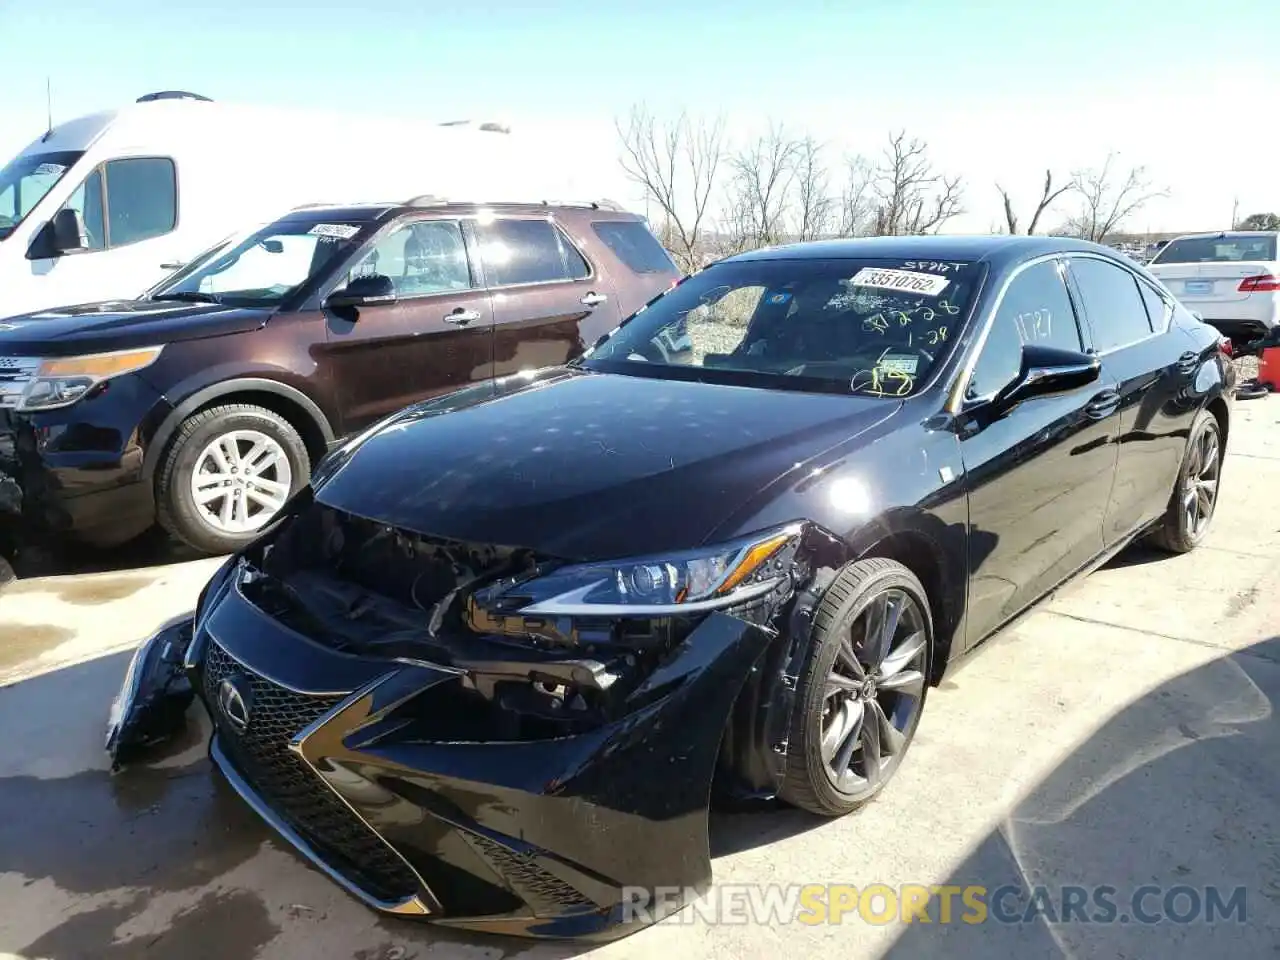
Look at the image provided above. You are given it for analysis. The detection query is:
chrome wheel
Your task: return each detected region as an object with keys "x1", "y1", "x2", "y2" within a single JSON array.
[
  {"x1": 1182, "y1": 423, "x2": 1220, "y2": 539},
  {"x1": 821, "y1": 587, "x2": 928, "y2": 799},
  {"x1": 189, "y1": 429, "x2": 292, "y2": 534}
]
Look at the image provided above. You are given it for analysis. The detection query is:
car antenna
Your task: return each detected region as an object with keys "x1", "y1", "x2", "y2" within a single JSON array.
[{"x1": 41, "y1": 76, "x2": 54, "y2": 142}]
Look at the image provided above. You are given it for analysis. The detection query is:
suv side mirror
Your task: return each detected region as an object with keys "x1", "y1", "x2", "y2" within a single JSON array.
[
  {"x1": 325, "y1": 273, "x2": 396, "y2": 310},
  {"x1": 996, "y1": 344, "x2": 1101, "y2": 410}
]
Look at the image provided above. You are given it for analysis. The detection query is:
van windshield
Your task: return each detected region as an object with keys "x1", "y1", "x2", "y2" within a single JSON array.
[
  {"x1": 0, "y1": 150, "x2": 83, "y2": 239},
  {"x1": 152, "y1": 217, "x2": 370, "y2": 307}
]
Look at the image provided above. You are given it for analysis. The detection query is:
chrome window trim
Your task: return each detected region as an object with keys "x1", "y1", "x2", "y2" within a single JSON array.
[
  {"x1": 944, "y1": 253, "x2": 1070, "y2": 413},
  {"x1": 1065, "y1": 252, "x2": 1167, "y2": 356}
]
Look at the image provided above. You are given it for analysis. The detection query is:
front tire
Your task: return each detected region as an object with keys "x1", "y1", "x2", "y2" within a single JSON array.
[
  {"x1": 1147, "y1": 409, "x2": 1222, "y2": 554},
  {"x1": 156, "y1": 404, "x2": 309, "y2": 555},
  {"x1": 780, "y1": 558, "x2": 932, "y2": 817}
]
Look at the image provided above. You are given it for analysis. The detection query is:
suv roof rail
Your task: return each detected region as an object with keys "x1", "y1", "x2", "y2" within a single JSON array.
[
  {"x1": 401, "y1": 196, "x2": 628, "y2": 212},
  {"x1": 437, "y1": 120, "x2": 512, "y2": 133},
  {"x1": 136, "y1": 90, "x2": 213, "y2": 103}
]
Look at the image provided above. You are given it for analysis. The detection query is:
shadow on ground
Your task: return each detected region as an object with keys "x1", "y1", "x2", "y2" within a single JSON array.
[
  {"x1": 10, "y1": 526, "x2": 206, "y2": 581},
  {"x1": 882, "y1": 635, "x2": 1280, "y2": 958}
]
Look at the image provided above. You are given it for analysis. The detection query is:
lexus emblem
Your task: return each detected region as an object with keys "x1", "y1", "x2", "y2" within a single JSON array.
[{"x1": 218, "y1": 676, "x2": 252, "y2": 733}]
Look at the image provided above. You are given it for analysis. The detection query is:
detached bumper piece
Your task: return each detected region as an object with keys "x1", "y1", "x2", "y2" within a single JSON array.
[{"x1": 190, "y1": 576, "x2": 773, "y2": 941}]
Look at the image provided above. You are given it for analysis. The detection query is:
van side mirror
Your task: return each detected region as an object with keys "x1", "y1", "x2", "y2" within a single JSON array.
[
  {"x1": 995, "y1": 344, "x2": 1101, "y2": 410},
  {"x1": 51, "y1": 208, "x2": 89, "y2": 253},
  {"x1": 325, "y1": 273, "x2": 396, "y2": 310}
]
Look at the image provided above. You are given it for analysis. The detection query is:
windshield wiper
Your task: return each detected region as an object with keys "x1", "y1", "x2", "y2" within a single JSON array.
[{"x1": 159, "y1": 291, "x2": 222, "y2": 304}]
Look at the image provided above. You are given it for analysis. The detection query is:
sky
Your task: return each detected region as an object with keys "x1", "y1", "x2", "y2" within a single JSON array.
[{"x1": 2, "y1": 0, "x2": 1276, "y2": 235}]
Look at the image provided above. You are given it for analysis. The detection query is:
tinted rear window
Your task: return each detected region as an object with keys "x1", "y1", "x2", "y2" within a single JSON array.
[
  {"x1": 1153, "y1": 235, "x2": 1277, "y2": 264},
  {"x1": 591, "y1": 220, "x2": 677, "y2": 274}
]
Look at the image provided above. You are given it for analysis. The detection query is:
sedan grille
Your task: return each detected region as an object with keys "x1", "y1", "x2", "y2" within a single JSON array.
[{"x1": 201, "y1": 640, "x2": 420, "y2": 904}]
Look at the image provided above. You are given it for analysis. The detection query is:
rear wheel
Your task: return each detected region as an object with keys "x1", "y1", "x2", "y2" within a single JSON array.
[
  {"x1": 1148, "y1": 410, "x2": 1222, "y2": 554},
  {"x1": 780, "y1": 558, "x2": 932, "y2": 817},
  {"x1": 156, "y1": 404, "x2": 309, "y2": 554}
]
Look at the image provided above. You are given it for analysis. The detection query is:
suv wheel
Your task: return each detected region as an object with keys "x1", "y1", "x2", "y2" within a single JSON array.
[
  {"x1": 780, "y1": 558, "x2": 932, "y2": 817},
  {"x1": 156, "y1": 403, "x2": 309, "y2": 554}
]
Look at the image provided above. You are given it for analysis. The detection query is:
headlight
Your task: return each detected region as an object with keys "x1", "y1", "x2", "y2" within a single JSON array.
[
  {"x1": 478, "y1": 524, "x2": 802, "y2": 616},
  {"x1": 18, "y1": 346, "x2": 163, "y2": 411}
]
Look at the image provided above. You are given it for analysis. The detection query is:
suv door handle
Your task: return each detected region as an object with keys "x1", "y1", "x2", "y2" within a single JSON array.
[
  {"x1": 444, "y1": 308, "x2": 481, "y2": 326},
  {"x1": 1084, "y1": 389, "x2": 1120, "y2": 419},
  {"x1": 580, "y1": 292, "x2": 608, "y2": 307}
]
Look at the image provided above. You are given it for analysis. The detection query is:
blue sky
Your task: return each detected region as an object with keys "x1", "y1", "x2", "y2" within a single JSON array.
[{"x1": 2, "y1": 0, "x2": 1276, "y2": 232}]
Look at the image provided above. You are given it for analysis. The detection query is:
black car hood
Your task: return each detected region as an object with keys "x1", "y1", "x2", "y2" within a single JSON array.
[
  {"x1": 0, "y1": 299, "x2": 270, "y2": 355},
  {"x1": 315, "y1": 368, "x2": 899, "y2": 560}
]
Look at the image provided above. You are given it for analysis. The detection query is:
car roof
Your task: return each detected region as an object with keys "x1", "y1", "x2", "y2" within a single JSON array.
[{"x1": 723, "y1": 234, "x2": 1121, "y2": 270}]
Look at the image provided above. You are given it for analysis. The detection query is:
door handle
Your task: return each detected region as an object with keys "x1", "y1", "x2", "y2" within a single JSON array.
[
  {"x1": 580, "y1": 292, "x2": 608, "y2": 307},
  {"x1": 444, "y1": 308, "x2": 481, "y2": 326},
  {"x1": 1084, "y1": 389, "x2": 1120, "y2": 419}
]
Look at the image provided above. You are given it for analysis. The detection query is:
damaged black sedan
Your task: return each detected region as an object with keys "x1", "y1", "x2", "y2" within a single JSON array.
[{"x1": 108, "y1": 236, "x2": 1233, "y2": 940}]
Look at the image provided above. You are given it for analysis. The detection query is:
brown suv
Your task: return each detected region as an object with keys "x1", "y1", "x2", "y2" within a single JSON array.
[{"x1": 0, "y1": 199, "x2": 679, "y2": 562}]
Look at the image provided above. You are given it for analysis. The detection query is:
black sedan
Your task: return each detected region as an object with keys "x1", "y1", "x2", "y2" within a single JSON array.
[{"x1": 108, "y1": 236, "x2": 1233, "y2": 940}]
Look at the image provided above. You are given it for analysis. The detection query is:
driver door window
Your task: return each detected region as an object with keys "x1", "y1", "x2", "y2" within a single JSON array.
[
  {"x1": 967, "y1": 259, "x2": 1082, "y2": 400},
  {"x1": 349, "y1": 220, "x2": 472, "y2": 297}
]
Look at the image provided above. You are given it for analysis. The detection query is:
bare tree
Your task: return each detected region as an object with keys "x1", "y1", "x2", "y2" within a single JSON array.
[
  {"x1": 996, "y1": 170, "x2": 1075, "y2": 235},
  {"x1": 616, "y1": 105, "x2": 725, "y2": 272},
  {"x1": 838, "y1": 156, "x2": 876, "y2": 237},
  {"x1": 722, "y1": 125, "x2": 803, "y2": 251},
  {"x1": 1065, "y1": 153, "x2": 1167, "y2": 243},
  {"x1": 868, "y1": 131, "x2": 964, "y2": 235},
  {"x1": 793, "y1": 137, "x2": 836, "y2": 241}
]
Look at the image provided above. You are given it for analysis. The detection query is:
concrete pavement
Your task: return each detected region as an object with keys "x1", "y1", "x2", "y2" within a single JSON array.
[{"x1": 2, "y1": 396, "x2": 1278, "y2": 959}]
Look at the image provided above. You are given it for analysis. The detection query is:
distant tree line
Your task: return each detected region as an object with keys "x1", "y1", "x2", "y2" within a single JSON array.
[{"x1": 617, "y1": 104, "x2": 1173, "y2": 272}]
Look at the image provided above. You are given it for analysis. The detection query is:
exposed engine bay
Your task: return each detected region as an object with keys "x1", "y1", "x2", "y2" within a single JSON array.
[{"x1": 236, "y1": 501, "x2": 721, "y2": 740}]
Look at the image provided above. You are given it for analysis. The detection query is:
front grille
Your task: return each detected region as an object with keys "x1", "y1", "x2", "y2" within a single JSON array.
[
  {"x1": 0, "y1": 357, "x2": 38, "y2": 411},
  {"x1": 202, "y1": 640, "x2": 420, "y2": 904}
]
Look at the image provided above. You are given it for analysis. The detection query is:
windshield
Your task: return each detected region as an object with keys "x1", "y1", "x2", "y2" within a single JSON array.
[
  {"x1": 0, "y1": 150, "x2": 83, "y2": 239},
  {"x1": 581, "y1": 256, "x2": 983, "y2": 397},
  {"x1": 1152, "y1": 235, "x2": 1277, "y2": 264},
  {"x1": 152, "y1": 217, "x2": 368, "y2": 306}
]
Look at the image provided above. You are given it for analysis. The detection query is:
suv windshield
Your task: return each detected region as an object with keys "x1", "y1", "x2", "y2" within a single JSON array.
[
  {"x1": 153, "y1": 216, "x2": 369, "y2": 307},
  {"x1": 1153, "y1": 235, "x2": 1278, "y2": 264},
  {"x1": 0, "y1": 150, "x2": 83, "y2": 239},
  {"x1": 581, "y1": 256, "x2": 983, "y2": 397}
]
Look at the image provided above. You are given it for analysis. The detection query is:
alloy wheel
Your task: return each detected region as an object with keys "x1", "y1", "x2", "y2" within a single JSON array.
[
  {"x1": 820, "y1": 588, "x2": 928, "y2": 799},
  {"x1": 1183, "y1": 423, "x2": 1220, "y2": 539},
  {"x1": 189, "y1": 429, "x2": 293, "y2": 534}
]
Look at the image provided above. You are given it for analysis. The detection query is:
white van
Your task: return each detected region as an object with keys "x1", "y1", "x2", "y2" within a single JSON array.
[{"x1": 0, "y1": 91, "x2": 580, "y2": 319}]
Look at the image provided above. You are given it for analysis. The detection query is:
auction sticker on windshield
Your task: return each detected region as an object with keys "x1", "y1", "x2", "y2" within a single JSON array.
[
  {"x1": 308, "y1": 223, "x2": 361, "y2": 240},
  {"x1": 852, "y1": 267, "x2": 950, "y2": 296}
]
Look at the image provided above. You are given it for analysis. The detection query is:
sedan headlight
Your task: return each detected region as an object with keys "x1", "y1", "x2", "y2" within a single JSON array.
[
  {"x1": 19, "y1": 346, "x2": 164, "y2": 411},
  {"x1": 479, "y1": 524, "x2": 802, "y2": 616}
]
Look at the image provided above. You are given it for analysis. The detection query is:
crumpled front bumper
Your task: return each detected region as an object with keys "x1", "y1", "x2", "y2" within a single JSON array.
[{"x1": 181, "y1": 571, "x2": 775, "y2": 941}]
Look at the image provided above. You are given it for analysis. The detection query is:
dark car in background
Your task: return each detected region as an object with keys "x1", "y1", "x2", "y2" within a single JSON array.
[
  {"x1": 0, "y1": 199, "x2": 678, "y2": 565},
  {"x1": 108, "y1": 236, "x2": 1232, "y2": 941}
]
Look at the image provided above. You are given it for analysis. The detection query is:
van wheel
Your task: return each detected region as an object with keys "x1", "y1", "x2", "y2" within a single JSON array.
[
  {"x1": 156, "y1": 404, "x2": 309, "y2": 555},
  {"x1": 780, "y1": 558, "x2": 932, "y2": 817}
]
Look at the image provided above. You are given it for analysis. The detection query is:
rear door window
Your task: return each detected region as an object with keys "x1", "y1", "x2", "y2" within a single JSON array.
[
  {"x1": 1068, "y1": 257, "x2": 1152, "y2": 352},
  {"x1": 591, "y1": 220, "x2": 677, "y2": 274},
  {"x1": 1137, "y1": 279, "x2": 1172, "y2": 332},
  {"x1": 476, "y1": 218, "x2": 589, "y2": 286}
]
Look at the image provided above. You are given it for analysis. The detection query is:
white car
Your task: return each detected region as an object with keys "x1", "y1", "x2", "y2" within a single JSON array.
[{"x1": 1147, "y1": 231, "x2": 1280, "y2": 341}]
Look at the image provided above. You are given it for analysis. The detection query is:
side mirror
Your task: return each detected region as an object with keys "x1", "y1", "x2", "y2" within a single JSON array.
[
  {"x1": 995, "y1": 344, "x2": 1101, "y2": 410},
  {"x1": 325, "y1": 273, "x2": 396, "y2": 310},
  {"x1": 51, "y1": 208, "x2": 88, "y2": 253}
]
